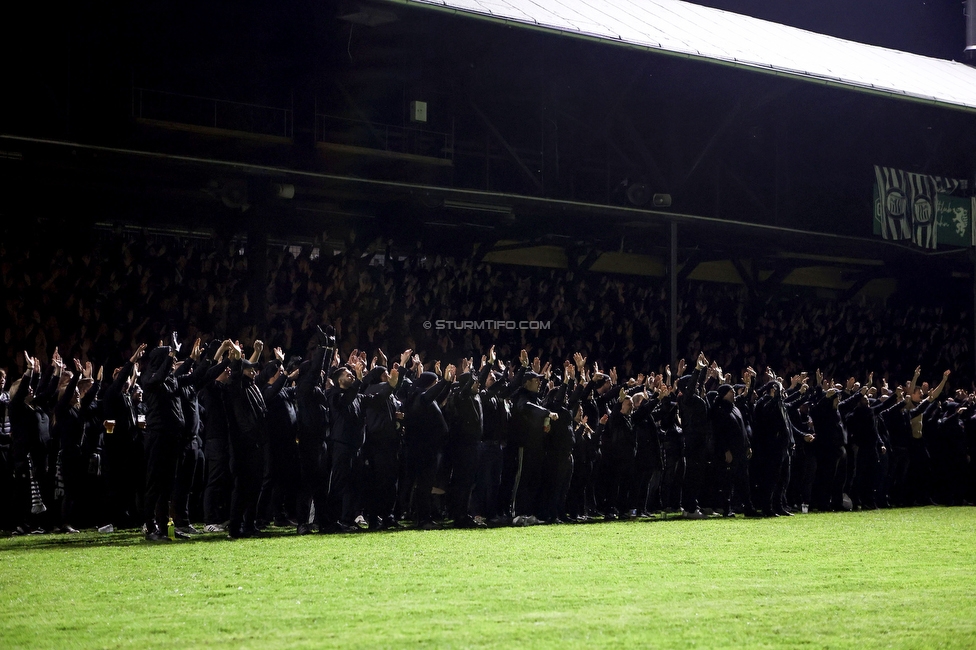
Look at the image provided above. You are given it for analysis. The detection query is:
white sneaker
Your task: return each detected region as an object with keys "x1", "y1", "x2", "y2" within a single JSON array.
[
  {"x1": 176, "y1": 525, "x2": 202, "y2": 535},
  {"x1": 97, "y1": 524, "x2": 115, "y2": 533},
  {"x1": 204, "y1": 524, "x2": 226, "y2": 533}
]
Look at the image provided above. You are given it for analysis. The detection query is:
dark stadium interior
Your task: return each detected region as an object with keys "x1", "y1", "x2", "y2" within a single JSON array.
[{"x1": 1, "y1": 0, "x2": 975, "y2": 359}]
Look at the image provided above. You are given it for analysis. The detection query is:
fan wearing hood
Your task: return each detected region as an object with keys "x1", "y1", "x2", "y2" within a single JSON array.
[
  {"x1": 810, "y1": 385, "x2": 859, "y2": 512},
  {"x1": 677, "y1": 353, "x2": 711, "y2": 518},
  {"x1": 445, "y1": 362, "x2": 492, "y2": 529},
  {"x1": 402, "y1": 361, "x2": 455, "y2": 529},
  {"x1": 753, "y1": 377, "x2": 809, "y2": 517},
  {"x1": 140, "y1": 342, "x2": 188, "y2": 540},
  {"x1": 360, "y1": 350, "x2": 405, "y2": 531},
  {"x1": 933, "y1": 397, "x2": 970, "y2": 506},
  {"x1": 170, "y1": 337, "x2": 211, "y2": 536},
  {"x1": 226, "y1": 340, "x2": 269, "y2": 538},
  {"x1": 845, "y1": 385, "x2": 887, "y2": 510},
  {"x1": 472, "y1": 346, "x2": 511, "y2": 525},
  {"x1": 539, "y1": 363, "x2": 584, "y2": 524},
  {"x1": 199, "y1": 339, "x2": 235, "y2": 532},
  {"x1": 259, "y1": 347, "x2": 302, "y2": 528},
  {"x1": 710, "y1": 383, "x2": 757, "y2": 518},
  {"x1": 293, "y1": 326, "x2": 335, "y2": 535}
]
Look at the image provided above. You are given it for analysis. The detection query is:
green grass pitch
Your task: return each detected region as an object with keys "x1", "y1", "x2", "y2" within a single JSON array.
[{"x1": 2, "y1": 508, "x2": 975, "y2": 648}]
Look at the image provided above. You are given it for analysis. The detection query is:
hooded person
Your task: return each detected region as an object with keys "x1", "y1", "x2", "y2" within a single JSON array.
[
  {"x1": 445, "y1": 368, "x2": 490, "y2": 529},
  {"x1": 753, "y1": 380, "x2": 808, "y2": 516},
  {"x1": 257, "y1": 352, "x2": 302, "y2": 528},
  {"x1": 403, "y1": 368, "x2": 454, "y2": 529},
  {"x1": 226, "y1": 347, "x2": 269, "y2": 538},
  {"x1": 810, "y1": 388, "x2": 859, "y2": 512},
  {"x1": 139, "y1": 344, "x2": 187, "y2": 540},
  {"x1": 360, "y1": 364, "x2": 404, "y2": 530},
  {"x1": 710, "y1": 384, "x2": 756, "y2": 517},
  {"x1": 294, "y1": 330, "x2": 334, "y2": 535},
  {"x1": 677, "y1": 357, "x2": 711, "y2": 518}
]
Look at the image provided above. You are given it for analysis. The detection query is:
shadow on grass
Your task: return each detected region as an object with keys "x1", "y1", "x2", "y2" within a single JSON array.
[
  {"x1": 0, "y1": 528, "x2": 301, "y2": 552},
  {"x1": 0, "y1": 513, "x2": 771, "y2": 553},
  {"x1": 0, "y1": 522, "x2": 433, "y2": 552}
]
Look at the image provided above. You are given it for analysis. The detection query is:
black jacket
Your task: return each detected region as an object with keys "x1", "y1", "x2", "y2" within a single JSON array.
[
  {"x1": 296, "y1": 346, "x2": 330, "y2": 442},
  {"x1": 141, "y1": 349, "x2": 186, "y2": 435},
  {"x1": 229, "y1": 358, "x2": 268, "y2": 447}
]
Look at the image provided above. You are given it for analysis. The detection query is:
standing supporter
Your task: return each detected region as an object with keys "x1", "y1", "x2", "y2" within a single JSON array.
[
  {"x1": 140, "y1": 342, "x2": 187, "y2": 541},
  {"x1": 540, "y1": 365, "x2": 582, "y2": 523},
  {"x1": 226, "y1": 340, "x2": 269, "y2": 538},
  {"x1": 711, "y1": 383, "x2": 756, "y2": 518},
  {"x1": 810, "y1": 383, "x2": 860, "y2": 512},
  {"x1": 932, "y1": 399, "x2": 968, "y2": 506},
  {"x1": 360, "y1": 356, "x2": 404, "y2": 530},
  {"x1": 655, "y1": 379, "x2": 683, "y2": 515},
  {"x1": 446, "y1": 362, "x2": 490, "y2": 529},
  {"x1": 472, "y1": 351, "x2": 510, "y2": 525},
  {"x1": 171, "y1": 339, "x2": 209, "y2": 535},
  {"x1": 402, "y1": 363, "x2": 454, "y2": 530},
  {"x1": 908, "y1": 370, "x2": 951, "y2": 506},
  {"x1": 294, "y1": 328, "x2": 335, "y2": 535},
  {"x1": 753, "y1": 379, "x2": 808, "y2": 516},
  {"x1": 52, "y1": 359, "x2": 100, "y2": 532},
  {"x1": 632, "y1": 382, "x2": 665, "y2": 516},
  {"x1": 846, "y1": 390, "x2": 886, "y2": 510},
  {"x1": 881, "y1": 384, "x2": 914, "y2": 507},
  {"x1": 9, "y1": 352, "x2": 62, "y2": 534},
  {"x1": 509, "y1": 352, "x2": 558, "y2": 526},
  {"x1": 677, "y1": 353, "x2": 710, "y2": 519},
  {"x1": 604, "y1": 389, "x2": 637, "y2": 519},
  {"x1": 258, "y1": 348, "x2": 301, "y2": 527},
  {"x1": 323, "y1": 352, "x2": 367, "y2": 533},
  {"x1": 200, "y1": 340, "x2": 234, "y2": 532},
  {"x1": 101, "y1": 344, "x2": 146, "y2": 529},
  {"x1": 0, "y1": 369, "x2": 12, "y2": 530}
]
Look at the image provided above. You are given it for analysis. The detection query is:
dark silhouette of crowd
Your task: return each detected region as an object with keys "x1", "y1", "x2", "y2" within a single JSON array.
[{"x1": 1, "y1": 226, "x2": 974, "y2": 537}]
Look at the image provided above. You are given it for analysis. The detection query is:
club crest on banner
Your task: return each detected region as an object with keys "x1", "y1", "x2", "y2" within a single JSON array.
[{"x1": 873, "y1": 165, "x2": 968, "y2": 249}]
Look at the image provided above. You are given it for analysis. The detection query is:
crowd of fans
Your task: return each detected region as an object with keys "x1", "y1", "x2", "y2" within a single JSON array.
[{"x1": 0, "y1": 227, "x2": 974, "y2": 537}]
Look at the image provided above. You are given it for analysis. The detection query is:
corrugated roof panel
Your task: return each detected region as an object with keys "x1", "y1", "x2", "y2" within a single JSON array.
[
  {"x1": 574, "y1": 1, "x2": 666, "y2": 47},
  {"x1": 395, "y1": 0, "x2": 976, "y2": 112}
]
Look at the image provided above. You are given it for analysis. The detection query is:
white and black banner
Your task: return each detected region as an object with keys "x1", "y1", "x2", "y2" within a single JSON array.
[{"x1": 873, "y1": 165, "x2": 967, "y2": 249}]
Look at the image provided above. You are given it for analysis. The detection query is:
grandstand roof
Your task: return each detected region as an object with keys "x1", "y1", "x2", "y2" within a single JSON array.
[{"x1": 386, "y1": 0, "x2": 976, "y2": 113}]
